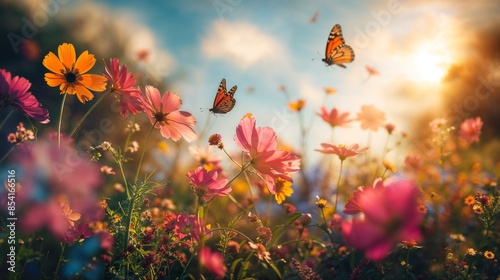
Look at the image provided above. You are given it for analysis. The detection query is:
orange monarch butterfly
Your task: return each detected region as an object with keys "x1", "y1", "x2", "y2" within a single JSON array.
[
  {"x1": 322, "y1": 24, "x2": 355, "y2": 68},
  {"x1": 209, "y1": 78, "x2": 237, "y2": 114}
]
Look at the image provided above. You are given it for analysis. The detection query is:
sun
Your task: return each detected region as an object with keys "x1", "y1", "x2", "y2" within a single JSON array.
[{"x1": 412, "y1": 42, "x2": 452, "y2": 83}]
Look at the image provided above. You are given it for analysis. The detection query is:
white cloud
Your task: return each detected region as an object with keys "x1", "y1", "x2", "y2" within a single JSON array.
[{"x1": 201, "y1": 20, "x2": 287, "y2": 69}]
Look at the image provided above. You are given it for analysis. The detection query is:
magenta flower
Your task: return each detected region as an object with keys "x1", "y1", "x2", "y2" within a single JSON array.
[
  {"x1": 317, "y1": 107, "x2": 352, "y2": 128},
  {"x1": 103, "y1": 58, "x2": 143, "y2": 117},
  {"x1": 173, "y1": 213, "x2": 209, "y2": 241},
  {"x1": 234, "y1": 117, "x2": 301, "y2": 194},
  {"x1": 10, "y1": 133, "x2": 103, "y2": 240},
  {"x1": 343, "y1": 178, "x2": 385, "y2": 215},
  {"x1": 341, "y1": 178, "x2": 423, "y2": 261},
  {"x1": 140, "y1": 86, "x2": 196, "y2": 142},
  {"x1": 315, "y1": 143, "x2": 368, "y2": 161},
  {"x1": 0, "y1": 69, "x2": 49, "y2": 123},
  {"x1": 187, "y1": 166, "x2": 230, "y2": 202},
  {"x1": 458, "y1": 117, "x2": 483, "y2": 144},
  {"x1": 199, "y1": 247, "x2": 227, "y2": 279}
]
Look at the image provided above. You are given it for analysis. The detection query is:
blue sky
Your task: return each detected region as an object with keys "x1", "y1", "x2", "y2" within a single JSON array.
[{"x1": 53, "y1": 0, "x2": 498, "y2": 162}]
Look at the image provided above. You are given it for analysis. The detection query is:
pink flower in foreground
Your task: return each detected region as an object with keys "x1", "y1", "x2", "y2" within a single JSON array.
[
  {"x1": 341, "y1": 178, "x2": 423, "y2": 261},
  {"x1": 234, "y1": 117, "x2": 301, "y2": 194},
  {"x1": 187, "y1": 166, "x2": 230, "y2": 202},
  {"x1": 459, "y1": 117, "x2": 483, "y2": 144},
  {"x1": 317, "y1": 107, "x2": 352, "y2": 128},
  {"x1": 315, "y1": 143, "x2": 368, "y2": 161},
  {"x1": 0, "y1": 69, "x2": 49, "y2": 123},
  {"x1": 103, "y1": 58, "x2": 143, "y2": 117},
  {"x1": 344, "y1": 178, "x2": 385, "y2": 215},
  {"x1": 199, "y1": 247, "x2": 227, "y2": 279},
  {"x1": 140, "y1": 86, "x2": 196, "y2": 142},
  {"x1": 356, "y1": 105, "x2": 385, "y2": 131},
  {"x1": 10, "y1": 133, "x2": 103, "y2": 240}
]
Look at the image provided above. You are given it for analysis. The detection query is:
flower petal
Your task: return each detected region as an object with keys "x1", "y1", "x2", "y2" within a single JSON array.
[
  {"x1": 42, "y1": 51, "x2": 65, "y2": 74},
  {"x1": 161, "y1": 91, "x2": 182, "y2": 113},
  {"x1": 44, "y1": 73, "x2": 66, "y2": 87},
  {"x1": 74, "y1": 84, "x2": 94, "y2": 103},
  {"x1": 78, "y1": 74, "x2": 108, "y2": 92},
  {"x1": 58, "y1": 43, "x2": 76, "y2": 70},
  {"x1": 74, "y1": 50, "x2": 96, "y2": 74}
]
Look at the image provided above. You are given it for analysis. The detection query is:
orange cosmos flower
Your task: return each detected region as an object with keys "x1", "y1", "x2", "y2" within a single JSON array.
[
  {"x1": 288, "y1": 99, "x2": 306, "y2": 111},
  {"x1": 43, "y1": 43, "x2": 107, "y2": 103},
  {"x1": 356, "y1": 105, "x2": 386, "y2": 131}
]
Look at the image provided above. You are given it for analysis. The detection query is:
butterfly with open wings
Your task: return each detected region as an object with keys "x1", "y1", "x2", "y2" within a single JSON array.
[
  {"x1": 322, "y1": 24, "x2": 355, "y2": 68},
  {"x1": 209, "y1": 78, "x2": 237, "y2": 114}
]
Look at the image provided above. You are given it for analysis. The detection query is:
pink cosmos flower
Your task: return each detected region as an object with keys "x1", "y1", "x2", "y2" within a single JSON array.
[
  {"x1": 189, "y1": 145, "x2": 223, "y2": 173},
  {"x1": 103, "y1": 58, "x2": 143, "y2": 117},
  {"x1": 356, "y1": 105, "x2": 385, "y2": 131},
  {"x1": 458, "y1": 117, "x2": 483, "y2": 144},
  {"x1": 343, "y1": 178, "x2": 385, "y2": 215},
  {"x1": 199, "y1": 247, "x2": 227, "y2": 279},
  {"x1": 315, "y1": 143, "x2": 368, "y2": 161},
  {"x1": 234, "y1": 117, "x2": 301, "y2": 194},
  {"x1": 10, "y1": 133, "x2": 103, "y2": 240},
  {"x1": 341, "y1": 178, "x2": 423, "y2": 261},
  {"x1": 0, "y1": 69, "x2": 49, "y2": 123},
  {"x1": 140, "y1": 86, "x2": 196, "y2": 142},
  {"x1": 187, "y1": 166, "x2": 230, "y2": 202},
  {"x1": 429, "y1": 118, "x2": 447, "y2": 132},
  {"x1": 173, "y1": 213, "x2": 209, "y2": 241},
  {"x1": 64, "y1": 223, "x2": 93, "y2": 242},
  {"x1": 317, "y1": 107, "x2": 352, "y2": 128}
]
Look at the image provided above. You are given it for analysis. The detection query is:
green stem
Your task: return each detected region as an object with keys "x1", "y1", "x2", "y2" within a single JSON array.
[
  {"x1": 243, "y1": 168, "x2": 260, "y2": 219},
  {"x1": 134, "y1": 123, "x2": 156, "y2": 184},
  {"x1": 333, "y1": 160, "x2": 344, "y2": 214},
  {"x1": 0, "y1": 108, "x2": 14, "y2": 130},
  {"x1": 58, "y1": 93, "x2": 68, "y2": 149},
  {"x1": 54, "y1": 243, "x2": 65, "y2": 278},
  {"x1": 69, "y1": 90, "x2": 111, "y2": 138}
]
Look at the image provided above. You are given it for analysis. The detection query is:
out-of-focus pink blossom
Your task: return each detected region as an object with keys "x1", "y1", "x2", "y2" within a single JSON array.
[
  {"x1": 459, "y1": 117, "x2": 483, "y2": 144},
  {"x1": 344, "y1": 178, "x2": 385, "y2": 215},
  {"x1": 11, "y1": 133, "x2": 103, "y2": 240},
  {"x1": 317, "y1": 107, "x2": 352, "y2": 128},
  {"x1": 341, "y1": 178, "x2": 423, "y2": 261},
  {"x1": 356, "y1": 105, "x2": 385, "y2": 131},
  {"x1": 199, "y1": 247, "x2": 227, "y2": 279},
  {"x1": 315, "y1": 143, "x2": 368, "y2": 161}
]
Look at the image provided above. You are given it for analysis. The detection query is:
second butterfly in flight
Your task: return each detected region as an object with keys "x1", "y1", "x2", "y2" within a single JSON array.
[
  {"x1": 209, "y1": 78, "x2": 237, "y2": 114},
  {"x1": 322, "y1": 24, "x2": 355, "y2": 68}
]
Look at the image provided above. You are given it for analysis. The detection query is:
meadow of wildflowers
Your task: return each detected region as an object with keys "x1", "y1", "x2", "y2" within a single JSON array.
[{"x1": 0, "y1": 39, "x2": 498, "y2": 279}]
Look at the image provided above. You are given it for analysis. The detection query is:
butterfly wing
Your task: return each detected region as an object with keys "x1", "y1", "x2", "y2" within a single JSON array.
[
  {"x1": 209, "y1": 79, "x2": 237, "y2": 114},
  {"x1": 327, "y1": 45, "x2": 355, "y2": 68},
  {"x1": 322, "y1": 24, "x2": 355, "y2": 68}
]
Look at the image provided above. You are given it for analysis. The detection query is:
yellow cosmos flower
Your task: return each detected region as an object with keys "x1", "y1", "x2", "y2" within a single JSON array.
[
  {"x1": 43, "y1": 43, "x2": 107, "y2": 103},
  {"x1": 288, "y1": 99, "x2": 306, "y2": 112},
  {"x1": 483, "y1": 251, "x2": 495, "y2": 259},
  {"x1": 274, "y1": 176, "x2": 293, "y2": 204}
]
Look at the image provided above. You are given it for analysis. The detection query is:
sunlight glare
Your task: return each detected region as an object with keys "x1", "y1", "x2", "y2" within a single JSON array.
[{"x1": 412, "y1": 42, "x2": 451, "y2": 83}]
